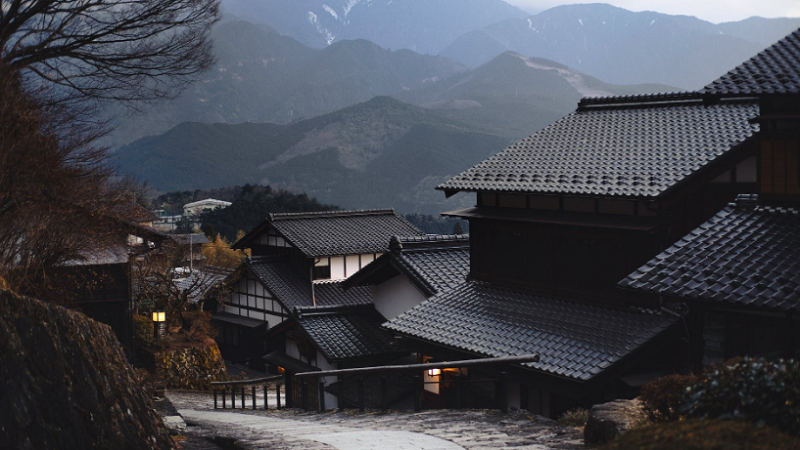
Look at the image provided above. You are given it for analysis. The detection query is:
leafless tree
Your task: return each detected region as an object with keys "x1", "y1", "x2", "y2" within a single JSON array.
[
  {"x1": 0, "y1": 0, "x2": 220, "y2": 108},
  {"x1": 0, "y1": 0, "x2": 220, "y2": 300},
  {"x1": 0, "y1": 61, "x2": 144, "y2": 301},
  {"x1": 131, "y1": 240, "x2": 231, "y2": 337}
]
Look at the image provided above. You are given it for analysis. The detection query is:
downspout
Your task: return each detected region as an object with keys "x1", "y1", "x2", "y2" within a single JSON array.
[{"x1": 310, "y1": 258, "x2": 320, "y2": 307}]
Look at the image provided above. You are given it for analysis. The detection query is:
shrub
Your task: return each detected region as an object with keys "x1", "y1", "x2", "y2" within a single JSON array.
[
  {"x1": 600, "y1": 419, "x2": 800, "y2": 450},
  {"x1": 180, "y1": 310, "x2": 218, "y2": 343},
  {"x1": 640, "y1": 373, "x2": 698, "y2": 422},
  {"x1": 681, "y1": 357, "x2": 800, "y2": 436},
  {"x1": 133, "y1": 314, "x2": 155, "y2": 347},
  {"x1": 557, "y1": 408, "x2": 590, "y2": 427}
]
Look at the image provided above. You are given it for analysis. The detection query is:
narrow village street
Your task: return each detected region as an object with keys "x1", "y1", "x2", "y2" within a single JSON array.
[{"x1": 166, "y1": 391, "x2": 585, "y2": 450}]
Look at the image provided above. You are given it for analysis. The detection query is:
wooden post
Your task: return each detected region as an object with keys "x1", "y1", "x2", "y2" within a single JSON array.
[
  {"x1": 264, "y1": 385, "x2": 268, "y2": 410},
  {"x1": 337, "y1": 375, "x2": 344, "y2": 410},
  {"x1": 381, "y1": 376, "x2": 388, "y2": 412},
  {"x1": 456, "y1": 375, "x2": 464, "y2": 409},
  {"x1": 252, "y1": 386, "x2": 257, "y2": 410},
  {"x1": 319, "y1": 381, "x2": 326, "y2": 412},
  {"x1": 302, "y1": 381, "x2": 309, "y2": 411},
  {"x1": 285, "y1": 375, "x2": 292, "y2": 409},
  {"x1": 276, "y1": 383, "x2": 282, "y2": 410},
  {"x1": 231, "y1": 386, "x2": 236, "y2": 409},
  {"x1": 358, "y1": 377, "x2": 365, "y2": 412},
  {"x1": 500, "y1": 371, "x2": 509, "y2": 413},
  {"x1": 241, "y1": 387, "x2": 246, "y2": 409},
  {"x1": 213, "y1": 389, "x2": 218, "y2": 409},
  {"x1": 221, "y1": 389, "x2": 226, "y2": 409},
  {"x1": 414, "y1": 375, "x2": 422, "y2": 412}
]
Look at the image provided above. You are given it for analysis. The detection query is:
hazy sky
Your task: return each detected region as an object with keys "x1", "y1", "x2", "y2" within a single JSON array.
[{"x1": 505, "y1": 0, "x2": 800, "y2": 23}]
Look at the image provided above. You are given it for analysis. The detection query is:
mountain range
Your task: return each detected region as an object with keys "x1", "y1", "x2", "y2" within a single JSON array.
[
  {"x1": 219, "y1": 1, "x2": 800, "y2": 90},
  {"x1": 220, "y1": 0, "x2": 529, "y2": 54},
  {"x1": 114, "y1": 97, "x2": 510, "y2": 213},
  {"x1": 440, "y1": 4, "x2": 800, "y2": 89},
  {"x1": 107, "y1": 20, "x2": 467, "y2": 147}
]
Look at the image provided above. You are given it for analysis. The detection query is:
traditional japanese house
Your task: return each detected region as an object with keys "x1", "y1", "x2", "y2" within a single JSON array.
[
  {"x1": 620, "y1": 194, "x2": 800, "y2": 366},
  {"x1": 378, "y1": 30, "x2": 800, "y2": 416},
  {"x1": 211, "y1": 209, "x2": 423, "y2": 374},
  {"x1": 58, "y1": 217, "x2": 168, "y2": 360},
  {"x1": 344, "y1": 234, "x2": 471, "y2": 320},
  {"x1": 266, "y1": 304, "x2": 409, "y2": 410},
  {"x1": 620, "y1": 29, "x2": 800, "y2": 367}
]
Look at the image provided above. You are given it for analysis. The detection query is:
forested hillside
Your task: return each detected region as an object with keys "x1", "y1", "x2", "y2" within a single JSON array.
[{"x1": 116, "y1": 97, "x2": 510, "y2": 214}]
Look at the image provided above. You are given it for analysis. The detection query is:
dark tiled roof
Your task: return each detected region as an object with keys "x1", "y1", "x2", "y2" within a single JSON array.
[
  {"x1": 296, "y1": 306, "x2": 403, "y2": 361},
  {"x1": 437, "y1": 95, "x2": 758, "y2": 198},
  {"x1": 389, "y1": 235, "x2": 470, "y2": 295},
  {"x1": 62, "y1": 244, "x2": 130, "y2": 266},
  {"x1": 620, "y1": 195, "x2": 800, "y2": 313},
  {"x1": 175, "y1": 266, "x2": 233, "y2": 303},
  {"x1": 246, "y1": 256, "x2": 372, "y2": 310},
  {"x1": 385, "y1": 282, "x2": 677, "y2": 381},
  {"x1": 704, "y1": 28, "x2": 800, "y2": 95},
  {"x1": 345, "y1": 235, "x2": 470, "y2": 296},
  {"x1": 238, "y1": 209, "x2": 424, "y2": 257}
]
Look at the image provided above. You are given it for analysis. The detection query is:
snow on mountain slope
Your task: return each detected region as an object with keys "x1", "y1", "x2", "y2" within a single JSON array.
[{"x1": 221, "y1": 0, "x2": 528, "y2": 54}]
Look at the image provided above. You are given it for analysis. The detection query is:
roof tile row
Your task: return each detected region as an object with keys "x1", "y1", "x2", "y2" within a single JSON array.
[
  {"x1": 385, "y1": 282, "x2": 677, "y2": 381},
  {"x1": 620, "y1": 195, "x2": 800, "y2": 313}
]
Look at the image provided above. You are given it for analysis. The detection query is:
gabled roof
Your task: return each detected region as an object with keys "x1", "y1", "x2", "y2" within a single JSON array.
[
  {"x1": 345, "y1": 235, "x2": 470, "y2": 297},
  {"x1": 235, "y1": 209, "x2": 424, "y2": 257},
  {"x1": 437, "y1": 93, "x2": 759, "y2": 199},
  {"x1": 245, "y1": 256, "x2": 372, "y2": 310},
  {"x1": 385, "y1": 282, "x2": 677, "y2": 382},
  {"x1": 704, "y1": 28, "x2": 800, "y2": 96},
  {"x1": 620, "y1": 195, "x2": 800, "y2": 313},
  {"x1": 175, "y1": 266, "x2": 233, "y2": 303},
  {"x1": 295, "y1": 306, "x2": 404, "y2": 361}
]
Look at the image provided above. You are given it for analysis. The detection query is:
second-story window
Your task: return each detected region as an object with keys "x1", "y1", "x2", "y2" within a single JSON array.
[{"x1": 313, "y1": 257, "x2": 331, "y2": 280}]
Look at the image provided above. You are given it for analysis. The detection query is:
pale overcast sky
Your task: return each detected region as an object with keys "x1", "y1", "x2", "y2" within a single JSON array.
[{"x1": 505, "y1": 0, "x2": 800, "y2": 23}]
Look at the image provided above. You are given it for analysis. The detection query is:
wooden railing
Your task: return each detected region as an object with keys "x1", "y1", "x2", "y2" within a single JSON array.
[
  {"x1": 293, "y1": 354, "x2": 540, "y2": 413},
  {"x1": 210, "y1": 375, "x2": 284, "y2": 410}
]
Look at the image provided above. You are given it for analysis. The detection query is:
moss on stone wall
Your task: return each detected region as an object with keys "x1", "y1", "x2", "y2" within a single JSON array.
[{"x1": 0, "y1": 290, "x2": 175, "y2": 450}]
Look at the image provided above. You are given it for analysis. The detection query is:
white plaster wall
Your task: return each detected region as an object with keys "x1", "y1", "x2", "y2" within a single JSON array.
[
  {"x1": 316, "y1": 357, "x2": 339, "y2": 409},
  {"x1": 286, "y1": 339, "x2": 302, "y2": 361},
  {"x1": 330, "y1": 256, "x2": 345, "y2": 280},
  {"x1": 373, "y1": 275, "x2": 428, "y2": 320},
  {"x1": 345, "y1": 255, "x2": 360, "y2": 278}
]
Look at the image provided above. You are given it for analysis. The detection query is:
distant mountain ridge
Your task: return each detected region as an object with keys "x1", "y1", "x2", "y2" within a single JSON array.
[
  {"x1": 107, "y1": 20, "x2": 467, "y2": 148},
  {"x1": 220, "y1": 0, "x2": 529, "y2": 54},
  {"x1": 394, "y1": 51, "x2": 676, "y2": 138},
  {"x1": 114, "y1": 97, "x2": 512, "y2": 214},
  {"x1": 440, "y1": 4, "x2": 800, "y2": 89}
]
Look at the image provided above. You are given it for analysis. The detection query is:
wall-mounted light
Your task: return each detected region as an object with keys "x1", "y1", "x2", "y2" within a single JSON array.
[
  {"x1": 152, "y1": 310, "x2": 166, "y2": 339},
  {"x1": 427, "y1": 368, "x2": 441, "y2": 377}
]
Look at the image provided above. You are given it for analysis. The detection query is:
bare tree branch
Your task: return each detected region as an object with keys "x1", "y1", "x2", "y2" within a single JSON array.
[{"x1": 1, "y1": 0, "x2": 220, "y2": 107}]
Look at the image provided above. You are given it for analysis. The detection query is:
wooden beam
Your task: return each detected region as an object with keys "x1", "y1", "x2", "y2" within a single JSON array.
[{"x1": 294, "y1": 354, "x2": 540, "y2": 378}]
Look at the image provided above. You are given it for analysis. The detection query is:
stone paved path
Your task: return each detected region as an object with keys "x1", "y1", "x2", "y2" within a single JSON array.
[
  {"x1": 169, "y1": 391, "x2": 585, "y2": 450},
  {"x1": 182, "y1": 410, "x2": 464, "y2": 450}
]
